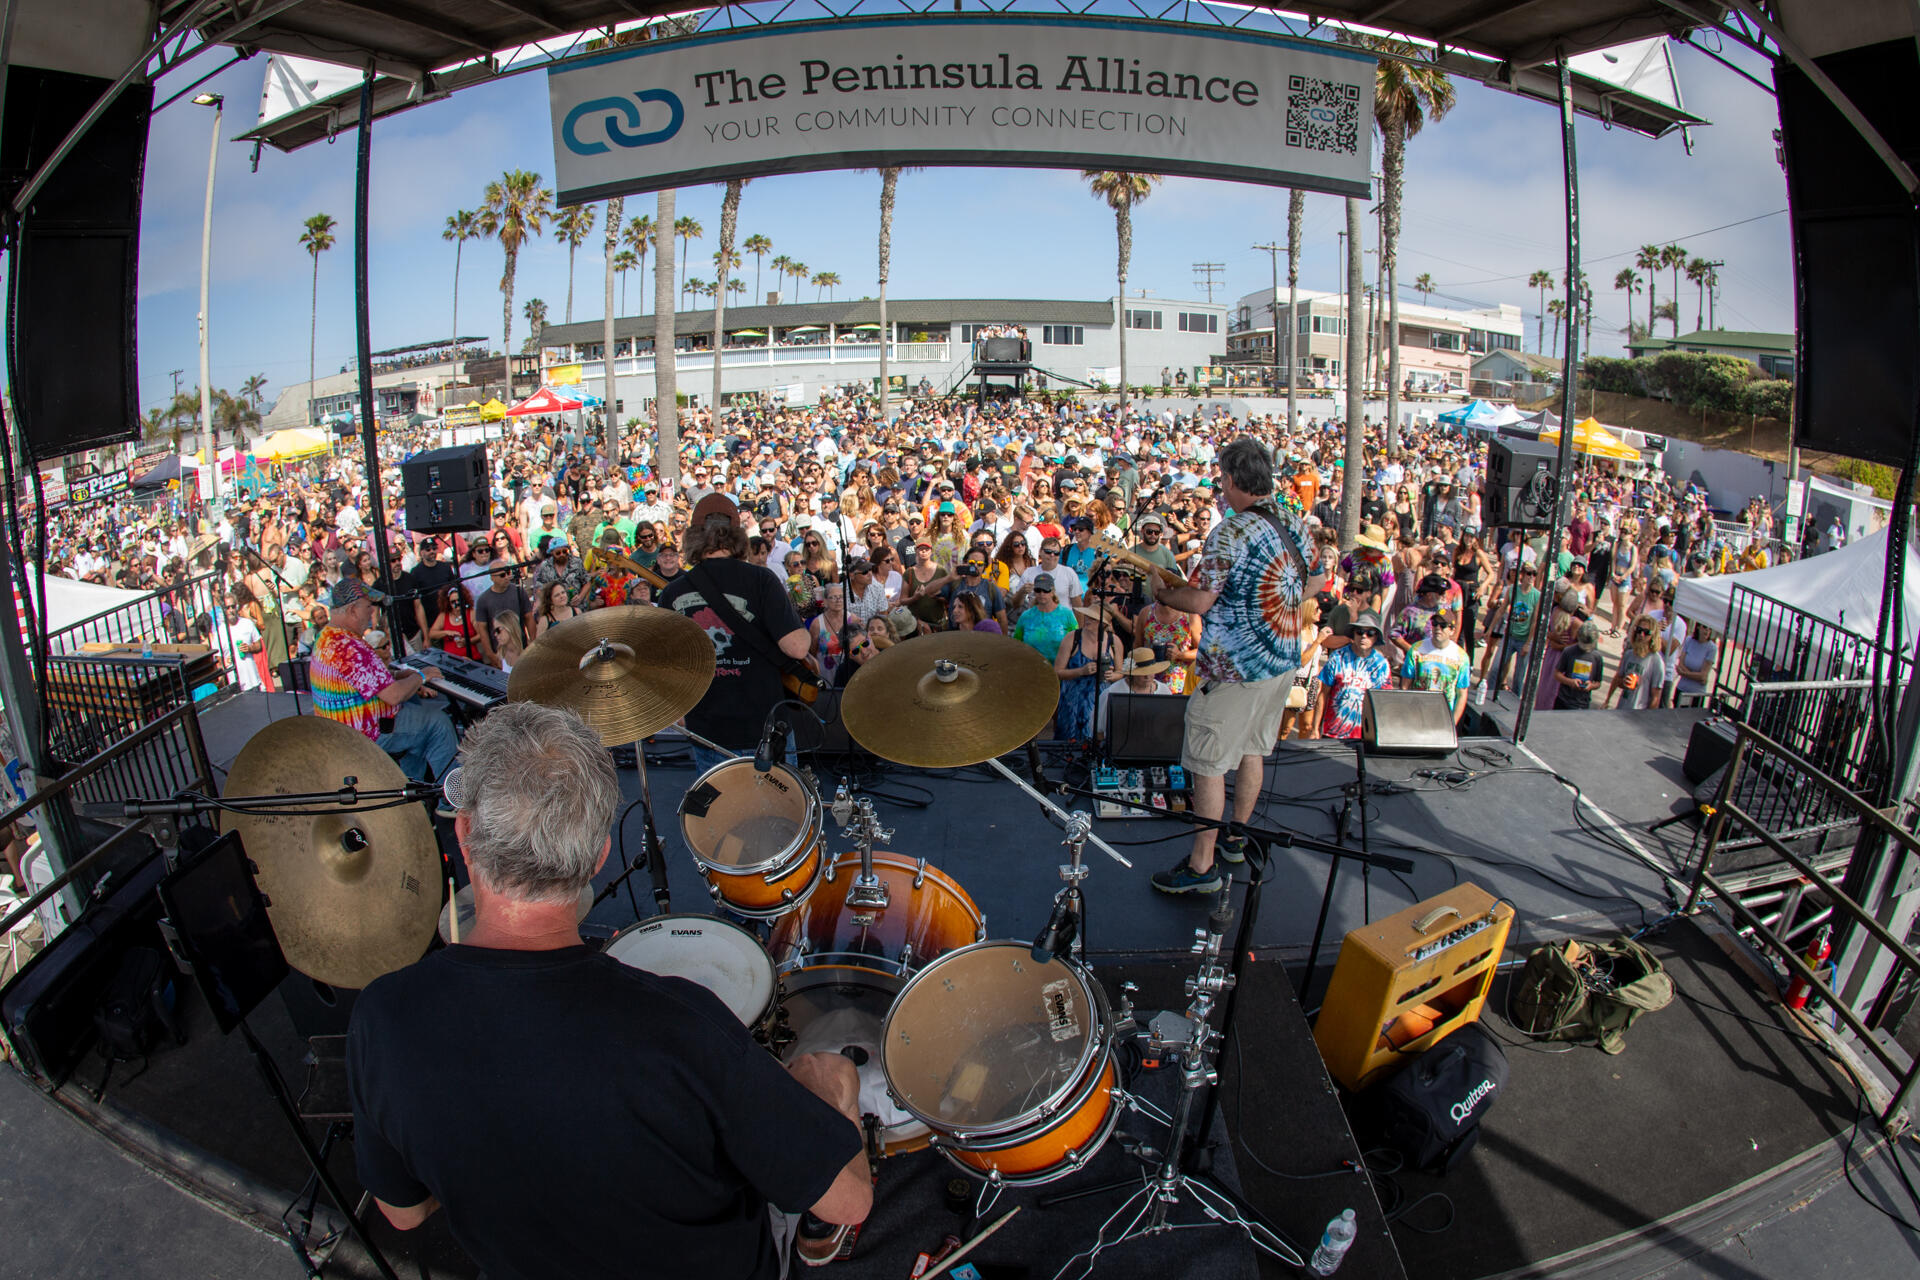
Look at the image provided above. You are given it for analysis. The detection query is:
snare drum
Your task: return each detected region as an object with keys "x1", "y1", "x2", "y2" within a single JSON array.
[
  {"x1": 769, "y1": 852, "x2": 984, "y2": 978},
  {"x1": 883, "y1": 941, "x2": 1119, "y2": 1185},
  {"x1": 678, "y1": 759, "x2": 824, "y2": 918},
  {"x1": 604, "y1": 914, "x2": 777, "y2": 1037}
]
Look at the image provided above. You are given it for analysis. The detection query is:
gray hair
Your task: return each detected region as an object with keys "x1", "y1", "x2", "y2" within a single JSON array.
[
  {"x1": 460, "y1": 702, "x2": 618, "y2": 903},
  {"x1": 1216, "y1": 436, "x2": 1275, "y2": 498}
]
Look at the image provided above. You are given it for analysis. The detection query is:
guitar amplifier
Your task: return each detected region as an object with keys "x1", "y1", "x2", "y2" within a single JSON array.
[{"x1": 1312, "y1": 883, "x2": 1514, "y2": 1092}]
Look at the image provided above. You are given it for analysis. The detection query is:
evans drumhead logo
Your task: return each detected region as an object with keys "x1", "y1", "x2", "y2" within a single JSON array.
[
  {"x1": 1450, "y1": 1078, "x2": 1496, "y2": 1124},
  {"x1": 563, "y1": 89, "x2": 684, "y2": 154}
]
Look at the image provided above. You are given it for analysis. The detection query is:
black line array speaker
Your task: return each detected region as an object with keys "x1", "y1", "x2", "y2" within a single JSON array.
[
  {"x1": 401, "y1": 444, "x2": 490, "y2": 532},
  {"x1": 1777, "y1": 38, "x2": 1920, "y2": 467},
  {"x1": 980, "y1": 336, "x2": 1027, "y2": 364},
  {"x1": 1483, "y1": 437, "x2": 1559, "y2": 530},
  {"x1": 1, "y1": 69, "x2": 151, "y2": 462},
  {"x1": 1363, "y1": 690, "x2": 1458, "y2": 757}
]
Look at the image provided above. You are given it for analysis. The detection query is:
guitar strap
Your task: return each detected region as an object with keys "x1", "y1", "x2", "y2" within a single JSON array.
[{"x1": 687, "y1": 561, "x2": 817, "y2": 688}]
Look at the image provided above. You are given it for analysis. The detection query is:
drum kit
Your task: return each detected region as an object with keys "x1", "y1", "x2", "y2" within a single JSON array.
[{"x1": 202, "y1": 607, "x2": 1295, "y2": 1264}]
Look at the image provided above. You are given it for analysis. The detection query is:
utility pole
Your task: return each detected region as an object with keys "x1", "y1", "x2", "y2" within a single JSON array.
[
  {"x1": 1252, "y1": 243, "x2": 1281, "y2": 397},
  {"x1": 1701, "y1": 258, "x2": 1724, "y2": 330},
  {"x1": 169, "y1": 369, "x2": 184, "y2": 400},
  {"x1": 1191, "y1": 261, "x2": 1225, "y2": 304}
]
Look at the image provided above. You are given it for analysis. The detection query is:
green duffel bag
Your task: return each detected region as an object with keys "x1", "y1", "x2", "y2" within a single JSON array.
[{"x1": 1512, "y1": 936, "x2": 1674, "y2": 1055}]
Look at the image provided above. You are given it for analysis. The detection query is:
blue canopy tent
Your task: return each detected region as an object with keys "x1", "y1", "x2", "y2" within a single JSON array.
[{"x1": 1438, "y1": 399, "x2": 1526, "y2": 433}]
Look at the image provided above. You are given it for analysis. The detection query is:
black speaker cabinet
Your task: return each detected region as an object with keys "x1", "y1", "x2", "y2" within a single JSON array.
[
  {"x1": 405, "y1": 490, "x2": 491, "y2": 533},
  {"x1": 1683, "y1": 717, "x2": 1739, "y2": 786},
  {"x1": 1, "y1": 68, "x2": 151, "y2": 461},
  {"x1": 1363, "y1": 690, "x2": 1459, "y2": 757},
  {"x1": 980, "y1": 336, "x2": 1028, "y2": 364},
  {"x1": 1778, "y1": 39, "x2": 1920, "y2": 467},
  {"x1": 1484, "y1": 437, "x2": 1559, "y2": 530},
  {"x1": 401, "y1": 443, "x2": 488, "y2": 496}
]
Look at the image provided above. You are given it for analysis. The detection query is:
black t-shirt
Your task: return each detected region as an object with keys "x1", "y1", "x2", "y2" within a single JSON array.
[
  {"x1": 1361, "y1": 496, "x2": 1388, "y2": 526},
  {"x1": 348, "y1": 946, "x2": 857, "y2": 1280},
  {"x1": 658, "y1": 557, "x2": 805, "y2": 749},
  {"x1": 1553, "y1": 643, "x2": 1605, "y2": 710},
  {"x1": 403, "y1": 560, "x2": 458, "y2": 639},
  {"x1": 472, "y1": 582, "x2": 532, "y2": 646}
]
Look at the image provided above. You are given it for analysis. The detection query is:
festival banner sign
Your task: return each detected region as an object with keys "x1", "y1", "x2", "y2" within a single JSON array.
[{"x1": 548, "y1": 17, "x2": 1373, "y2": 205}]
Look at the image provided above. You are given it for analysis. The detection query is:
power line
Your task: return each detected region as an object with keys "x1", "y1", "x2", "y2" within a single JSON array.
[
  {"x1": 1192, "y1": 261, "x2": 1225, "y2": 303},
  {"x1": 1425, "y1": 208, "x2": 1790, "y2": 289}
]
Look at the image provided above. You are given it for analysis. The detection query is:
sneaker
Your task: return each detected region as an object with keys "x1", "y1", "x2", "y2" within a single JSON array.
[
  {"x1": 1151, "y1": 855, "x2": 1223, "y2": 895},
  {"x1": 794, "y1": 1214, "x2": 853, "y2": 1268},
  {"x1": 1216, "y1": 834, "x2": 1248, "y2": 864}
]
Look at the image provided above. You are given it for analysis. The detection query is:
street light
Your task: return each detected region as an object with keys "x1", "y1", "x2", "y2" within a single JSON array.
[{"x1": 193, "y1": 93, "x2": 223, "y2": 504}]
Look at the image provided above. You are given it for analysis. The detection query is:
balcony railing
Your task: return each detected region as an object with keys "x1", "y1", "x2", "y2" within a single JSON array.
[{"x1": 581, "y1": 342, "x2": 953, "y2": 380}]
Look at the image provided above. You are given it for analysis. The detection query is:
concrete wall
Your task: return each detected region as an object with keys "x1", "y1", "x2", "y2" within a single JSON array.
[{"x1": 1661, "y1": 437, "x2": 1784, "y2": 513}]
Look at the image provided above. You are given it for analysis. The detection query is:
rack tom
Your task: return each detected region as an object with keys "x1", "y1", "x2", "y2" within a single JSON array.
[{"x1": 678, "y1": 759, "x2": 823, "y2": 919}]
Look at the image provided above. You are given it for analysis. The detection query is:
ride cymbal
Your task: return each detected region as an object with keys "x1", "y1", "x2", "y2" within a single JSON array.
[
  {"x1": 221, "y1": 717, "x2": 440, "y2": 990},
  {"x1": 507, "y1": 605, "x2": 716, "y2": 745},
  {"x1": 840, "y1": 632, "x2": 1060, "y2": 768}
]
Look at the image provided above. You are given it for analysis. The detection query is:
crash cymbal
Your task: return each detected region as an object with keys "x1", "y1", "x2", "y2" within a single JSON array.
[
  {"x1": 221, "y1": 717, "x2": 440, "y2": 990},
  {"x1": 841, "y1": 632, "x2": 1060, "y2": 768},
  {"x1": 507, "y1": 605, "x2": 716, "y2": 746}
]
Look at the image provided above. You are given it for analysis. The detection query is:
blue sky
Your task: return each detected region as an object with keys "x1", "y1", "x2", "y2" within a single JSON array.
[{"x1": 125, "y1": 30, "x2": 1788, "y2": 416}]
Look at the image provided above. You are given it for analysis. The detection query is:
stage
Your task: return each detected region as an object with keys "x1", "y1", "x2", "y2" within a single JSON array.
[{"x1": 4, "y1": 697, "x2": 1916, "y2": 1278}]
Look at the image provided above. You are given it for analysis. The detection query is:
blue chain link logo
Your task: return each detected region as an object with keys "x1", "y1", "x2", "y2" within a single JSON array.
[{"x1": 562, "y1": 89, "x2": 684, "y2": 155}]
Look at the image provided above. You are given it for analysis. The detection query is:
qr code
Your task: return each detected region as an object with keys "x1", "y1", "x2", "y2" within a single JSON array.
[{"x1": 1285, "y1": 75, "x2": 1361, "y2": 155}]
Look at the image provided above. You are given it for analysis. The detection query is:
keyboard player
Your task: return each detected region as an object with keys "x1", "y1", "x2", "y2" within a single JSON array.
[{"x1": 311, "y1": 578, "x2": 458, "y2": 783}]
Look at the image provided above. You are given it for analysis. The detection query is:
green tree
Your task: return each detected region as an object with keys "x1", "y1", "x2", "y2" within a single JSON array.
[
  {"x1": 613, "y1": 249, "x2": 638, "y2": 313},
  {"x1": 601, "y1": 195, "x2": 623, "y2": 411},
  {"x1": 1413, "y1": 272, "x2": 1434, "y2": 302},
  {"x1": 727, "y1": 278, "x2": 746, "y2": 303},
  {"x1": 784, "y1": 259, "x2": 809, "y2": 299},
  {"x1": 554, "y1": 203, "x2": 596, "y2": 325},
  {"x1": 1546, "y1": 297, "x2": 1566, "y2": 353},
  {"x1": 1614, "y1": 269, "x2": 1642, "y2": 346},
  {"x1": 813, "y1": 270, "x2": 841, "y2": 302},
  {"x1": 769, "y1": 255, "x2": 793, "y2": 300},
  {"x1": 298, "y1": 213, "x2": 337, "y2": 410},
  {"x1": 1286, "y1": 187, "x2": 1304, "y2": 428},
  {"x1": 742, "y1": 233, "x2": 773, "y2": 304},
  {"x1": 871, "y1": 167, "x2": 921, "y2": 421},
  {"x1": 1634, "y1": 244, "x2": 1663, "y2": 336},
  {"x1": 443, "y1": 209, "x2": 479, "y2": 355},
  {"x1": 239, "y1": 373, "x2": 268, "y2": 415},
  {"x1": 1685, "y1": 256, "x2": 1711, "y2": 331},
  {"x1": 711, "y1": 179, "x2": 747, "y2": 413},
  {"x1": 1082, "y1": 171, "x2": 1163, "y2": 412},
  {"x1": 1527, "y1": 268, "x2": 1554, "y2": 353},
  {"x1": 1661, "y1": 244, "x2": 1688, "y2": 335},
  {"x1": 477, "y1": 170, "x2": 554, "y2": 357},
  {"x1": 522, "y1": 297, "x2": 549, "y2": 354},
  {"x1": 1654, "y1": 299, "x2": 1678, "y2": 333},
  {"x1": 674, "y1": 215, "x2": 703, "y2": 305},
  {"x1": 624, "y1": 214, "x2": 654, "y2": 314}
]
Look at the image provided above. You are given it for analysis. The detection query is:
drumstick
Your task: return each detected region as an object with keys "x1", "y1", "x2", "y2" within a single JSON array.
[
  {"x1": 447, "y1": 876, "x2": 459, "y2": 944},
  {"x1": 922, "y1": 1206, "x2": 1019, "y2": 1280}
]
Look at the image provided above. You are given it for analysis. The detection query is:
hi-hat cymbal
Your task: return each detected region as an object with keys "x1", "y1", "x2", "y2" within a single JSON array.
[
  {"x1": 222, "y1": 717, "x2": 440, "y2": 990},
  {"x1": 507, "y1": 605, "x2": 716, "y2": 746},
  {"x1": 841, "y1": 632, "x2": 1060, "y2": 768}
]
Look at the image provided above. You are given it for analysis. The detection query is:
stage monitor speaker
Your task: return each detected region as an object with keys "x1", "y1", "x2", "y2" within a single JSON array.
[
  {"x1": 1, "y1": 68, "x2": 150, "y2": 462},
  {"x1": 1363, "y1": 690, "x2": 1458, "y2": 757},
  {"x1": 401, "y1": 443, "x2": 488, "y2": 496},
  {"x1": 1104, "y1": 693, "x2": 1189, "y2": 765},
  {"x1": 981, "y1": 336, "x2": 1026, "y2": 364},
  {"x1": 1483, "y1": 436, "x2": 1559, "y2": 530},
  {"x1": 1683, "y1": 717, "x2": 1739, "y2": 786},
  {"x1": 405, "y1": 490, "x2": 491, "y2": 533},
  {"x1": 1777, "y1": 39, "x2": 1920, "y2": 467}
]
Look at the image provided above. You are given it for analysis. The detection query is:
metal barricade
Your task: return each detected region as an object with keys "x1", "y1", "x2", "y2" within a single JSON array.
[
  {"x1": 44, "y1": 569, "x2": 229, "y2": 658},
  {"x1": 1683, "y1": 720, "x2": 1920, "y2": 1128},
  {"x1": 1710, "y1": 584, "x2": 1911, "y2": 723},
  {"x1": 41, "y1": 654, "x2": 211, "y2": 814}
]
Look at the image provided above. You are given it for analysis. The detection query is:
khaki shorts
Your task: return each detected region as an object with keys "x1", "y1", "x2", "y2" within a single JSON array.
[{"x1": 1181, "y1": 671, "x2": 1294, "y2": 777}]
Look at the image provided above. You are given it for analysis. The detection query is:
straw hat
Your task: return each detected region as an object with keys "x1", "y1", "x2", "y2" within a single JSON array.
[
  {"x1": 1353, "y1": 524, "x2": 1390, "y2": 552},
  {"x1": 1119, "y1": 647, "x2": 1170, "y2": 677}
]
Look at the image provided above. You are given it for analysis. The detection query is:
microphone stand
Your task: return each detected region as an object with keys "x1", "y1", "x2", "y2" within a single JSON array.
[{"x1": 241, "y1": 548, "x2": 304, "y2": 713}]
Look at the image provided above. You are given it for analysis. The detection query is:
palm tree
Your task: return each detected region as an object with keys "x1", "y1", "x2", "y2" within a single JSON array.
[
  {"x1": 1082, "y1": 171, "x2": 1163, "y2": 410},
  {"x1": 1413, "y1": 272, "x2": 1435, "y2": 302},
  {"x1": 1527, "y1": 269, "x2": 1554, "y2": 353},
  {"x1": 554, "y1": 204, "x2": 596, "y2": 325},
  {"x1": 1634, "y1": 245, "x2": 1663, "y2": 336},
  {"x1": 1546, "y1": 298, "x2": 1566, "y2": 353},
  {"x1": 1661, "y1": 244, "x2": 1688, "y2": 335},
  {"x1": 743, "y1": 233, "x2": 773, "y2": 304},
  {"x1": 1653, "y1": 299, "x2": 1679, "y2": 334},
  {"x1": 871, "y1": 166, "x2": 920, "y2": 422},
  {"x1": 522, "y1": 297, "x2": 549, "y2": 354},
  {"x1": 813, "y1": 270, "x2": 841, "y2": 302},
  {"x1": 1614, "y1": 269, "x2": 1642, "y2": 346},
  {"x1": 784, "y1": 259, "x2": 809, "y2": 299},
  {"x1": 476, "y1": 170, "x2": 553, "y2": 358},
  {"x1": 1286, "y1": 187, "x2": 1303, "y2": 429},
  {"x1": 653, "y1": 189, "x2": 679, "y2": 483},
  {"x1": 1581, "y1": 276, "x2": 1595, "y2": 351},
  {"x1": 613, "y1": 249, "x2": 638, "y2": 312},
  {"x1": 1362, "y1": 34, "x2": 1453, "y2": 450},
  {"x1": 624, "y1": 213, "x2": 654, "y2": 314},
  {"x1": 685, "y1": 277, "x2": 711, "y2": 304},
  {"x1": 601, "y1": 195, "x2": 622, "y2": 411},
  {"x1": 239, "y1": 373, "x2": 268, "y2": 415},
  {"x1": 711, "y1": 178, "x2": 747, "y2": 415},
  {"x1": 727, "y1": 278, "x2": 746, "y2": 304},
  {"x1": 298, "y1": 213, "x2": 337, "y2": 411},
  {"x1": 674, "y1": 215, "x2": 703, "y2": 305},
  {"x1": 1686, "y1": 257, "x2": 1711, "y2": 331},
  {"x1": 442, "y1": 209, "x2": 479, "y2": 356},
  {"x1": 769, "y1": 254, "x2": 793, "y2": 300}
]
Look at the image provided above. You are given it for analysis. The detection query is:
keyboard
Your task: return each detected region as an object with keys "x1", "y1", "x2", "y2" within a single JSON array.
[{"x1": 401, "y1": 648, "x2": 509, "y2": 709}]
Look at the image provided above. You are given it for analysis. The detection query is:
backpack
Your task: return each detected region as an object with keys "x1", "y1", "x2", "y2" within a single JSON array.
[
  {"x1": 1512, "y1": 936, "x2": 1673, "y2": 1055},
  {"x1": 1380, "y1": 1023, "x2": 1509, "y2": 1174}
]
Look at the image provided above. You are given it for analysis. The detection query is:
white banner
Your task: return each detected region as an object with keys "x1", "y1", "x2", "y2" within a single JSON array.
[{"x1": 549, "y1": 16, "x2": 1373, "y2": 204}]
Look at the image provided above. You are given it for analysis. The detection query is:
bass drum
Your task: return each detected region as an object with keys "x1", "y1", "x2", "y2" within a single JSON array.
[
  {"x1": 777, "y1": 966, "x2": 929, "y2": 1157},
  {"x1": 768, "y1": 852, "x2": 984, "y2": 978},
  {"x1": 603, "y1": 914, "x2": 777, "y2": 1039},
  {"x1": 882, "y1": 941, "x2": 1119, "y2": 1186},
  {"x1": 678, "y1": 759, "x2": 823, "y2": 919}
]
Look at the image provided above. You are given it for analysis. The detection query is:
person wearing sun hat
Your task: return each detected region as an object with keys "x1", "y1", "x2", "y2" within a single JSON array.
[{"x1": 1317, "y1": 610, "x2": 1392, "y2": 740}]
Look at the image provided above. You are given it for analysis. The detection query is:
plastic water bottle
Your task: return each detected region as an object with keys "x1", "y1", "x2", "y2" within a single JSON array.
[
  {"x1": 141, "y1": 636, "x2": 154, "y2": 659},
  {"x1": 1308, "y1": 1208, "x2": 1357, "y2": 1275},
  {"x1": 1473, "y1": 678, "x2": 1488, "y2": 706}
]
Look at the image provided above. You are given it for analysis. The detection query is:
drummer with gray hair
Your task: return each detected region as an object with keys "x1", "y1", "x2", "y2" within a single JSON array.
[{"x1": 347, "y1": 701, "x2": 869, "y2": 1278}]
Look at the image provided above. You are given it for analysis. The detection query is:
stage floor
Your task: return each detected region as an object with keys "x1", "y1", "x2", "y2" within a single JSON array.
[{"x1": 3, "y1": 697, "x2": 1914, "y2": 1278}]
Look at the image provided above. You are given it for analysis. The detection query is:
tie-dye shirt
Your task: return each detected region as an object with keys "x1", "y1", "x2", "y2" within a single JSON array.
[
  {"x1": 1190, "y1": 499, "x2": 1311, "y2": 683},
  {"x1": 310, "y1": 625, "x2": 392, "y2": 741},
  {"x1": 1318, "y1": 645, "x2": 1393, "y2": 740}
]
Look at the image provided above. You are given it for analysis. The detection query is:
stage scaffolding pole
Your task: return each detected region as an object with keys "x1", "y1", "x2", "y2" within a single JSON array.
[{"x1": 351, "y1": 65, "x2": 403, "y2": 653}]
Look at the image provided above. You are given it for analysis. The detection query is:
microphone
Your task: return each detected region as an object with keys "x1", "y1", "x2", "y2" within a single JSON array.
[
  {"x1": 754, "y1": 712, "x2": 789, "y2": 774},
  {"x1": 1030, "y1": 895, "x2": 1076, "y2": 964}
]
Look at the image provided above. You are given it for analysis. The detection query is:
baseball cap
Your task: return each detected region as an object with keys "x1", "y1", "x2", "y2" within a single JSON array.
[
  {"x1": 691, "y1": 492, "x2": 742, "y2": 530},
  {"x1": 328, "y1": 577, "x2": 387, "y2": 608},
  {"x1": 1032, "y1": 572, "x2": 1056, "y2": 592}
]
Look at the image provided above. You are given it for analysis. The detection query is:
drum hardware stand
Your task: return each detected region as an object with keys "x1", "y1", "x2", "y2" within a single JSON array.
[
  {"x1": 1032, "y1": 811, "x2": 1095, "y2": 961},
  {"x1": 984, "y1": 756, "x2": 1132, "y2": 869},
  {"x1": 828, "y1": 783, "x2": 895, "y2": 910}
]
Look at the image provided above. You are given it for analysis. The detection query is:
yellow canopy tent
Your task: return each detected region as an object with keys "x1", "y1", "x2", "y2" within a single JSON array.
[
  {"x1": 1540, "y1": 418, "x2": 1639, "y2": 461},
  {"x1": 256, "y1": 427, "x2": 332, "y2": 462},
  {"x1": 479, "y1": 398, "x2": 509, "y2": 421}
]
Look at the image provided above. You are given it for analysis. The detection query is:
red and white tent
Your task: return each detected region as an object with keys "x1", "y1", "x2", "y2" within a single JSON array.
[{"x1": 505, "y1": 386, "x2": 583, "y2": 416}]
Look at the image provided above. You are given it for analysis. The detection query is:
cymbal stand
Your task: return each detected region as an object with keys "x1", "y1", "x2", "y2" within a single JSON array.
[
  {"x1": 595, "y1": 735, "x2": 672, "y2": 915},
  {"x1": 983, "y1": 756, "x2": 1132, "y2": 869}
]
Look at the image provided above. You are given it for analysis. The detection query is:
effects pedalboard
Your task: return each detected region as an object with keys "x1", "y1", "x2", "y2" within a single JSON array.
[{"x1": 1092, "y1": 765, "x2": 1193, "y2": 820}]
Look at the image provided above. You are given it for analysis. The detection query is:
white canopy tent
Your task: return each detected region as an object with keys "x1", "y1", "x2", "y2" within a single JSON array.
[
  {"x1": 1675, "y1": 529, "x2": 1920, "y2": 649},
  {"x1": 23, "y1": 575, "x2": 152, "y2": 640}
]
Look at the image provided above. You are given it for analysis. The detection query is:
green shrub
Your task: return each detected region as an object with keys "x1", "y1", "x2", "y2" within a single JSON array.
[
  {"x1": 1830, "y1": 458, "x2": 1901, "y2": 500},
  {"x1": 1580, "y1": 350, "x2": 1793, "y2": 416},
  {"x1": 1739, "y1": 379, "x2": 1794, "y2": 419}
]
